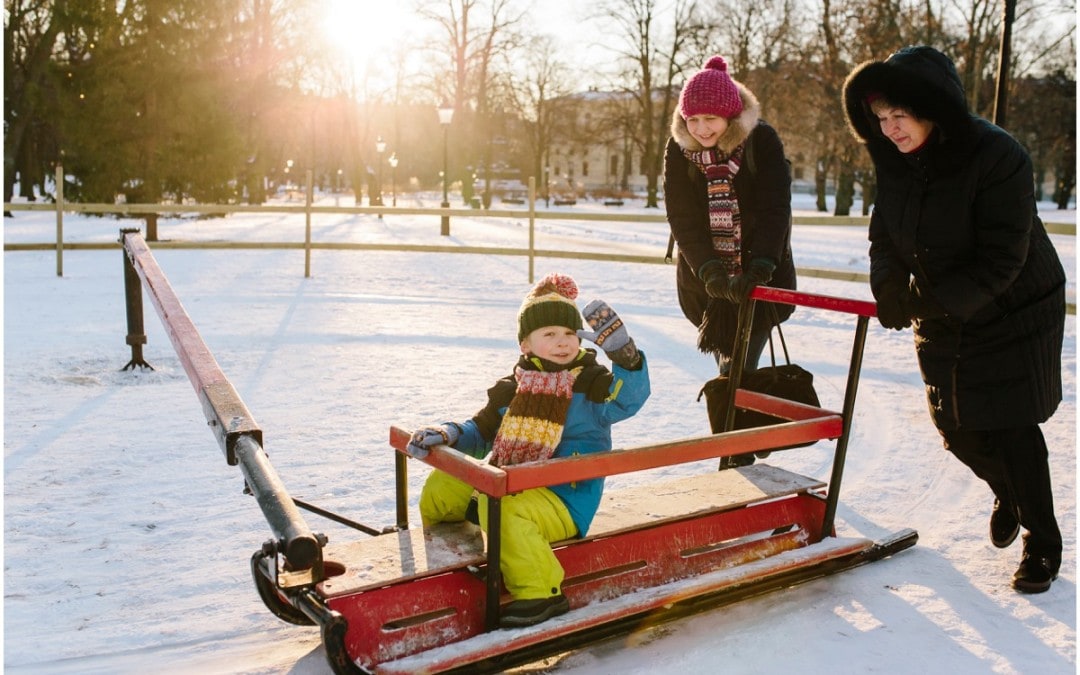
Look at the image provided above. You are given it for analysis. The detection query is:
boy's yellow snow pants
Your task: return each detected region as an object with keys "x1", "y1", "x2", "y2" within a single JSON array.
[{"x1": 419, "y1": 469, "x2": 577, "y2": 600}]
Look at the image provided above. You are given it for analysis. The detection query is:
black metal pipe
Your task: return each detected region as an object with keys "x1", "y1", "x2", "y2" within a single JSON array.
[
  {"x1": 485, "y1": 497, "x2": 503, "y2": 631},
  {"x1": 394, "y1": 449, "x2": 409, "y2": 531},
  {"x1": 292, "y1": 497, "x2": 383, "y2": 537},
  {"x1": 821, "y1": 315, "x2": 870, "y2": 536},
  {"x1": 234, "y1": 434, "x2": 321, "y2": 569}
]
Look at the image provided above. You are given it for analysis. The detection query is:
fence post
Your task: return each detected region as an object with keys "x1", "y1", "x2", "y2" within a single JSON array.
[
  {"x1": 305, "y1": 169, "x2": 313, "y2": 278},
  {"x1": 55, "y1": 164, "x2": 64, "y2": 277},
  {"x1": 528, "y1": 176, "x2": 536, "y2": 284}
]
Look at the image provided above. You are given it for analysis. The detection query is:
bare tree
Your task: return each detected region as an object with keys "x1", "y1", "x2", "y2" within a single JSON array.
[
  {"x1": 4, "y1": 0, "x2": 67, "y2": 207},
  {"x1": 591, "y1": 0, "x2": 708, "y2": 207},
  {"x1": 419, "y1": 0, "x2": 526, "y2": 206},
  {"x1": 505, "y1": 36, "x2": 577, "y2": 198}
]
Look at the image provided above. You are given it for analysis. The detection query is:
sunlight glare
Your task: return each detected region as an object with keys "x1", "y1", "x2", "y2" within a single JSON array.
[{"x1": 321, "y1": 1, "x2": 416, "y2": 69}]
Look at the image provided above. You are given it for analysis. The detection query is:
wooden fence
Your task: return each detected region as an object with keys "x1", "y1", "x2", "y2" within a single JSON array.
[{"x1": 4, "y1": 166, "x2": 1075, "y2": 314}]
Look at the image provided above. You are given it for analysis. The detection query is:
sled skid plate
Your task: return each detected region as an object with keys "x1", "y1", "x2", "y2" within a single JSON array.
[{"x1": 374, "y1": 529, "x2": 917, "y2": 674}]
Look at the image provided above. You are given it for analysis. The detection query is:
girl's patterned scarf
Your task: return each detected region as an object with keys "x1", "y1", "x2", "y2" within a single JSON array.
[
  {"x1": 490, "y1": 363, "x2": 581, "y2": 467},
  {"x1": 682, "y1": 145, "x2": 745, "y2": 276}
]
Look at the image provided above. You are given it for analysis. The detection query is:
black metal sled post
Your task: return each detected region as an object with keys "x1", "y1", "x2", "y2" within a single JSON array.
[
  {"x1": 726, "y1": 287, "x2": 877, "y2": 538},
  {"x1": 119, "y1": 228, "x2": 323, "y2": 573}
]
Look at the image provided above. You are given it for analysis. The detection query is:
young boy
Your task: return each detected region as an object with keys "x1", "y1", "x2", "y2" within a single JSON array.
[{"x1": 406, "y1": 273, "x2": 650, "y2": 628}]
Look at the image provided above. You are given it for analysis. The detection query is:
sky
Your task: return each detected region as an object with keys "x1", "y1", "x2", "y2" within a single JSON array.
[{"x1": 2, "y1": 192, "x2": 1076, "y2": 673}]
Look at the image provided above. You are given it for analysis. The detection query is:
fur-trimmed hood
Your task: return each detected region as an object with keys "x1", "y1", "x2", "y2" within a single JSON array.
[
  {"x1": 670, "y1": 80, "x2": 761, "y2": 154},
  {"x1": 842, "y1": 45, "x2": 971, "y2": 146}
]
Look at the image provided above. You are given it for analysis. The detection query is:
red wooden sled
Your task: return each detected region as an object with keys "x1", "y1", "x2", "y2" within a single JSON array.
[{"x1": 119, "y1": 230, "x2": 917, "y2": 675}]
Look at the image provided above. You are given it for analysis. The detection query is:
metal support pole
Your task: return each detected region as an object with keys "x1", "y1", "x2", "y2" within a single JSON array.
[
  {"x1": 722, "y1": 299, "x2": 756, "y2": 433},
  {"x1": 440, "y1": 125, "x2": 450, "y2": 236},
  {"x1": 821, "y1": 314, "x2": 870, "y2": 537},
  {"x1": 394, "y1": 448, "x2": 409, "y2": 531},
  {"x1": 120, "y1": 228, "x2": 152, "y2": 371},
  {"x1": 485, "y1": 496, "x2": 503, "y2": 631}
]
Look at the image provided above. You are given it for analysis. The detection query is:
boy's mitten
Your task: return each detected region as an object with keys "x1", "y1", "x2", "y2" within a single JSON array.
[
  {"x1": 577, "y1": 299, "x2": 642, "y2": 369},
  {"x1": 406, "y1": 423, "x2": 460, "y2": 459}
]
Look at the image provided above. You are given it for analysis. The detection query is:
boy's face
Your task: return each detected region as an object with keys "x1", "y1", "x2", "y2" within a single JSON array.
[{"x1": 520, "y1": 325, "x2": 580, "y2": 365}]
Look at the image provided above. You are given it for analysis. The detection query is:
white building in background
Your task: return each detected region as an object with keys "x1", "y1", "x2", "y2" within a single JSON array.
[{"x1": 545, "y1": 89, "x2": 655, "y2": 197}]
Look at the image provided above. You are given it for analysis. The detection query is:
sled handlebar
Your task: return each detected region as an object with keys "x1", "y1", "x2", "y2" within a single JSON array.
[{"x1": 750, "y1": 286, "x2": 878, "y2": 317}]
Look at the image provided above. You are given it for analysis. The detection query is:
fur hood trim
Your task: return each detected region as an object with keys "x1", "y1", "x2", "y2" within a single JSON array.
[{"x1": 842, "y1": 45, "x2": 971, "y2": 145}]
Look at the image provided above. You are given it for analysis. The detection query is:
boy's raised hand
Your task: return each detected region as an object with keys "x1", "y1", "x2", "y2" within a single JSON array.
[{"x1": 577, "y1": 299, "x2": 641, "y2": 369}]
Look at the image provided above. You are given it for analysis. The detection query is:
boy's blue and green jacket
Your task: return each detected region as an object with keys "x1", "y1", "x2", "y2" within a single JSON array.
[{"x1": 446, "y1": 347, "x2": 650, "y2": 537}]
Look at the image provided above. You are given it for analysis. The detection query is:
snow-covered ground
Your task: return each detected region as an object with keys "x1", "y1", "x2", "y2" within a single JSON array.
[{"x1": 4, "y1": 194, "x2": 1076, "y2": 673}]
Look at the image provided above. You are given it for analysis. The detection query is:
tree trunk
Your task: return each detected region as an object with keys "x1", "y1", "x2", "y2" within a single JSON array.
[{"x1": 834, "y1": 167, "x2": 854, "y2": 216}]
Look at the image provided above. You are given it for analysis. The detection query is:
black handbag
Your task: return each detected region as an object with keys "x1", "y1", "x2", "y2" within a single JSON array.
[{"x1": 698, "y1": 307, "x2": 821, "y2": 453}]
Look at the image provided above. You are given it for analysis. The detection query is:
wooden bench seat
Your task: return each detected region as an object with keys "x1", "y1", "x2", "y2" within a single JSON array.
[{"x1": 319, "y1": 463, "x2": 824, "y2": 599}]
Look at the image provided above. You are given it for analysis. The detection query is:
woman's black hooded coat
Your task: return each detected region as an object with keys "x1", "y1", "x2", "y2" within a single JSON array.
[{"x1": 842, "y1": 46, "x2": 1065, "y2": 430}]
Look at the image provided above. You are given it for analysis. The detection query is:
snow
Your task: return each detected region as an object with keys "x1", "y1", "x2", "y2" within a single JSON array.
[{"x1": 3, "y1": 194, "x2": 1076, "y2": 674}]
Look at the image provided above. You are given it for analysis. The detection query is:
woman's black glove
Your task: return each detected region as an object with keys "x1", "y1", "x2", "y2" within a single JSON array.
[
  {"x1": 699, "y1": 260, "x2": 729, "y2": 299},
  {"x1": 875, "y1": 282, "x2": 914, "y2": 330},
  {"x1": 728, "y1": 258, "x2": 776, "y2": 302}
]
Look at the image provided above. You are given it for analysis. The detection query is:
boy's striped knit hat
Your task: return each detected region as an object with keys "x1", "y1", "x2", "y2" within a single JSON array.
[{"x1": 517, "y1": 273, "x2": 583, "y2": 341}]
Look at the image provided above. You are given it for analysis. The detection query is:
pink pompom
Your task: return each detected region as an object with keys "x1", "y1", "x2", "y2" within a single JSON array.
[
  {"x1": 705, "y1": 55, "x2": 729, "y2": 72},
  {"x1": 535, "y1": 272, "x2": 579, "y2": 300}
]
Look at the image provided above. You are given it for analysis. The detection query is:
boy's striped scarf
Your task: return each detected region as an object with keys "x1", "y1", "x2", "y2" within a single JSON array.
[
  {"x1": 682, "y1": 146, "x2": 744, "y2": 276},
  {"x1": 490, "y1": 365, "x2": 581, "y2": 466}
]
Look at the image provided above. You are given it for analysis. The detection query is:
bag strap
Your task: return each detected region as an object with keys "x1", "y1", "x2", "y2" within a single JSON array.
[{"x1": 765, "y1": 303, "x2": 792, "y2": 367}]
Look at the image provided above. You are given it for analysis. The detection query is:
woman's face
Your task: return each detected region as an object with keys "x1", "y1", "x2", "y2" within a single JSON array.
[
  {"x1": 873, "y1": 104, "x2": 935, "y2": 154},
  {"x1": 520, "y1": 325, "x2": 580, "y2": 365},
  {"x1": 685, "y1": 114, "x2": 729, "y2": 148}
]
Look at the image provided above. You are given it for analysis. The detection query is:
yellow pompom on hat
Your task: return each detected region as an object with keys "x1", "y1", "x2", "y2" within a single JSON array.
[{"x1": 517, "y1": 273, "x2": 583, "y2": 341}]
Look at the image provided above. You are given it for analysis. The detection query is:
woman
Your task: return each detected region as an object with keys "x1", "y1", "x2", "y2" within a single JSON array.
[
  {"x1": 843, "y1": 46, "x2": 1065, "y2": 593},
  {"x1": 664, "y1": 55, "x2": 797, "y2": 469},
  {"x1": 664, "y1": 55, "x2": 796, "y2": 380}
]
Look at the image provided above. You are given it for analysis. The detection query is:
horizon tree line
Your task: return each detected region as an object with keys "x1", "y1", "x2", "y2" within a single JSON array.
[{"x1": 5, "y1": 0, "x2": 1076, "y2": 214}]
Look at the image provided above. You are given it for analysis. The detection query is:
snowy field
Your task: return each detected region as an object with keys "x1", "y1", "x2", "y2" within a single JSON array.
[{"x1": 3, "y1": 194, "x2": 1076, "y2": 674}]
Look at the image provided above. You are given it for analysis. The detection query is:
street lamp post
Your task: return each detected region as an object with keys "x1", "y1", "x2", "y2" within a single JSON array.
[
  {"x1": 388, "y1": 153, "x2": 398, "y2": 207},
  {"x1": 373, "y1": 137, "x2": 386, "y2": 207},
  {"x1": 437, "y1": 101, "x2": 454, "y2": 236}
]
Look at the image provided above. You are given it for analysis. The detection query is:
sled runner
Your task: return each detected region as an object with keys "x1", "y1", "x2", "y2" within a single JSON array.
[{"x1": 118, "y1": 229, "x2": 918, "y2": 675}]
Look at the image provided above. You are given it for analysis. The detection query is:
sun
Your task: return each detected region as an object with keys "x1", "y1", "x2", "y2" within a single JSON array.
[{"x1": 321, "y1": 1, "x2": 417, "y2": 71}]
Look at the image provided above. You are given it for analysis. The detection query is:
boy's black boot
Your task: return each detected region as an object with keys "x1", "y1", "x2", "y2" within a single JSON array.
[
  {"x1": 499, "y1": 593, "x2": 570, "y2": 628},
  {"x1": 990, "y1": 498, "x2": 1020, "y2": 548}
]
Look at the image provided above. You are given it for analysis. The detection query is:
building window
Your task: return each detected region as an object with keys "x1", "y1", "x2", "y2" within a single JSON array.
[
  {"x1": 582, "y1": 161, "x2": 589, "y2": 177},
  {"x1": 610, "y1": 154, "x2": 619, "y2": 176}
]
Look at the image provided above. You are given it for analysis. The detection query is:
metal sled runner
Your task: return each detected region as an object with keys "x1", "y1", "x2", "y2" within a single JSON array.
[{"x1": 118, "y1": 229, "x2": 917, "y2": 674}]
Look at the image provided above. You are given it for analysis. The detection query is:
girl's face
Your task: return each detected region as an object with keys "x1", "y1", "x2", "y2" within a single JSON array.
[
  {"x1": 685, "y1": 114, "x2": 729, "y2": 148},
  {"x1": 520, "y1": 325, "x2": 580, "y2": 365},
  {"x1": 873, "y1": 104, "x2": 935, "y2": 154}
]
